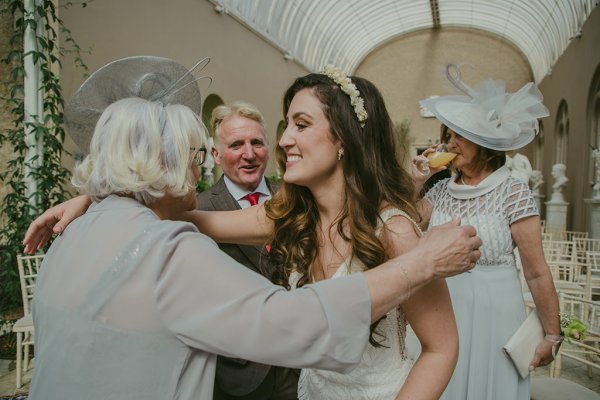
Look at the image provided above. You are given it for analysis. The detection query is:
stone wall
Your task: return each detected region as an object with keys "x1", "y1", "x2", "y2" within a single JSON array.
[
  {"x1": 537, "y1": 6, "x2": 600, "y2": 232},
  {"x1": 58, "y1": 0, "x2": 309, "y2": 176},
  {"x1": 0, "y1": 12, "x2": 14, "y2": 230},
  {"x1": 356, "y1": 27, "x2": 531, "y2": 157}
]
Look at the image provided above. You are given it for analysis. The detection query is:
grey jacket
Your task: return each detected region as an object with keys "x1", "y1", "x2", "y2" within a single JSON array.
[{"x1": 30, "y1": 195, "x2": 371, "y2": 400}]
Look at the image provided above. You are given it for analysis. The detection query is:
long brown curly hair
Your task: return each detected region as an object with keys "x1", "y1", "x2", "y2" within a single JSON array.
[{"x1": 265, "y1": 73, "x2": 420, "y2": 346}]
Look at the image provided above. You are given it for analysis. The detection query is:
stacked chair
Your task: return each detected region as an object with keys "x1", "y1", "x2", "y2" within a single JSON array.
[
  {"x1": 550, "y1": 293, "x2": 600, "y2": 379},
  {"x1": 12, "y1": 253, "x2": 44, "y2": 389},
  {"x1": 525, "y1": 226, "x2": 600, "y2": 393}
]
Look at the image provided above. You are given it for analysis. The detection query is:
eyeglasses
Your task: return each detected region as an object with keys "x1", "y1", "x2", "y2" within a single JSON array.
[{"x1": 190, "y1": 147, "x2": 207, "y2": 167}]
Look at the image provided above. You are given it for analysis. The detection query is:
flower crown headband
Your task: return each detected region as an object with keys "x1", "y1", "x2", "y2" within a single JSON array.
[{"x1": 321, "y1": 65, "x2": 368, "y2": 127}]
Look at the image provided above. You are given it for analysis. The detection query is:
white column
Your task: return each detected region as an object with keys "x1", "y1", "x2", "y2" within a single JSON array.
[
  {"x1": 585, "y1": 199, "x2": 600, "y2": 239},
  {"x1": 545, "y1": 198, "x2": 568, "y2": 231},
  {"x1": 23, "y1": 0, "x2": 44, "y2": 208}
]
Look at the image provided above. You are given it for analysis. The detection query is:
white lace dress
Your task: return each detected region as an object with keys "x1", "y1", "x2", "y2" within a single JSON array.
[
  {"x1": 289, "y1": 209, "x2": 417, "y2": 400},
  {"x1": 424, "y1": 166, "x2": 538, "y2": 400}
]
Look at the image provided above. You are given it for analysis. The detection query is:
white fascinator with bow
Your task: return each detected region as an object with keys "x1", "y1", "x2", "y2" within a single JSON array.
[
  {"x1": 64, "y1": 56, "x2": 210, "y2": 153},
  {"x1": 420, "y1": 64, "x2": 549, "y2": 151}
]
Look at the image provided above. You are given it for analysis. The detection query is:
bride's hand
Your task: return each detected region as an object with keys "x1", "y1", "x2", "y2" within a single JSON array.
[{"x1": 23, "y1": 195, "x2": 92, "y2": 253}]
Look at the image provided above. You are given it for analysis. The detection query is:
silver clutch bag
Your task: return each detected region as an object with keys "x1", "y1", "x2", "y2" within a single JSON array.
[{"x1": 503, "y1": 309, "x2": 544, "y2": 378}]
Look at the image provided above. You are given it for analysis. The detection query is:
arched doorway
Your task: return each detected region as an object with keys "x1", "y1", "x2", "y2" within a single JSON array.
[
  {"x1": 554, "y1": 100, "x2": 569, "y2": 165},
  {"x1": 201, "y1": 94, "x2": 225, "y2": 184}
]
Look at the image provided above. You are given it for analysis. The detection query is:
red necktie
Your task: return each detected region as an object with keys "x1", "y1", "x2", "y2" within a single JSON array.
[
  {"x1": 243, "y1": 192, "x2": 261, "y2": 206},
  {"x1": 242, "y1": 192, "x2": 270, "y2": 252}
]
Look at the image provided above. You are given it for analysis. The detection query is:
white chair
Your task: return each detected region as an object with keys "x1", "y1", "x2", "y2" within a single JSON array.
[
  {"x1": 573, "y1": 238, "x2": 600, "y2": 265},
  {"x1": 577, "y1": 238, "x2": 600, "y2": 252},
  {"x1": 542, "y1": 240, "x2": 576, "y2": 263},
  {"x1": 543, "y1": 225, "x2": 567, "y2": 241},
  {"x1": 541, "y1": 232, "x2": 554, "y2": 241},
  {"x1": 552, "y1": 293, "x2": 600, "y2": 379},
  {"x1": 565, "y1": 230, "x2": 589, "y2": 242},
  {"x1": 12, "y1": 253, "x2": 44, "y2": 389},
  {"x1": 547, "y1": 260, "x2": 586, "y2": 300},
  {"x1": 587, "y1": 251, "x2": 600, "y2": 300}
]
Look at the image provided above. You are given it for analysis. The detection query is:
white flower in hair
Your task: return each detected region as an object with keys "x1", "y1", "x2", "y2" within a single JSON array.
[{"x1": 321, "y1": 64, "x2": 368, "y2": 127}]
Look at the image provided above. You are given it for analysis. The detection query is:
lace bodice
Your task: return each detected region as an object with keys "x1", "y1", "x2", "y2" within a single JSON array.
[
  {"x1": 425, "y1": 166, "x2": 538, "y2": 267},
  {"x1": 290, "y1": 209, "x2": 418, "y2": 400}
]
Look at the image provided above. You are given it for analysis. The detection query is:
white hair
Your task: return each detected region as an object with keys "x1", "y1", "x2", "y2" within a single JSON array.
[{"x1": 72, "y1": 97, "x2": 208, "y2": 205}]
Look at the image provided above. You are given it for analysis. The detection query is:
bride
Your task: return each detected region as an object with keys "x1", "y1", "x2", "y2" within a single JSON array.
[{"x1": 260, "y1": 70, "x2": 457, "y2": 399}]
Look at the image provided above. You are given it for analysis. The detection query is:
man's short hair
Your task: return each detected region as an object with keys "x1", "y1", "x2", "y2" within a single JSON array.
[{"x1": 211, "y1": 101, "x2": 266, "y2": 149}]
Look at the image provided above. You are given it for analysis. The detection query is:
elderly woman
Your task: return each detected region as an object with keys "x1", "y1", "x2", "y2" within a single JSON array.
[
  {"x1": 413, "y1": 66, "x2": 561, "y2": 400},
  {"x1": 27, "y1": 58, "x2": 481, "y2": 400}
]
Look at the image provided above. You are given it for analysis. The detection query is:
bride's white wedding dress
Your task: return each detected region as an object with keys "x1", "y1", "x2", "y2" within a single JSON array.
[{"x1": 290, "y1": 209, "x2": 417, "y2": 400}]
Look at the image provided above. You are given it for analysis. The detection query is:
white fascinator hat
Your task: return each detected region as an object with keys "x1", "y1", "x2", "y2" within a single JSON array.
[
  {"x1": 64, "y1": 56, "x2": 209, "y2": 153},
  {"x1": 420, "y1": 65, "x2": 549, "y2": 151}
]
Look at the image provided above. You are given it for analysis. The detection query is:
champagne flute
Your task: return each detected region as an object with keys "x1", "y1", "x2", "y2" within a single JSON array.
[
  {"x1": 415, "y1": 144, "x2": 457, "y2": 175},
  {"x1": 427, "y1": 144, "x2": 457, "y2": 168}
]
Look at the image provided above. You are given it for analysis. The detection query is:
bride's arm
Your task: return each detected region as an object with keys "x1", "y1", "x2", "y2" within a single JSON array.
[
  {"x1": 24, "y1": 195, "x2": 274, "y2": 252},
  {"x1": 183, "y1": 204, "x2": 273, "y2": 246},
  {"x1": 396, "y1": 279, "x2": 457, "y2": 399},
  {"x1": 380, "y1": 216, "x2": 457, "y2": 400},
  {"x1": 23, "y1": 195, "x2": 93, "y2": 253}
]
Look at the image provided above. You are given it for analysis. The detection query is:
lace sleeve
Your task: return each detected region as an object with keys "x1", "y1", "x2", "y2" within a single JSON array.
[
  {"x1": 504, "y1": 179, "x2": 539, "y2": 225},
  {"x1": 423, "y1": 178, "x2": 447, "y2": 207}
]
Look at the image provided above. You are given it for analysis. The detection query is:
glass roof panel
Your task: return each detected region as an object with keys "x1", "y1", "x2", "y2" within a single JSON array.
[{"x1": 211, "y1": 0, "x2": 598, "y2": 83}]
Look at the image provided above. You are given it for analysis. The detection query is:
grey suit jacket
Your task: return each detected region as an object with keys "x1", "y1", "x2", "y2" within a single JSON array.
[{"x1": 197, "y1": 176, "x2": 278, "y2": 396}]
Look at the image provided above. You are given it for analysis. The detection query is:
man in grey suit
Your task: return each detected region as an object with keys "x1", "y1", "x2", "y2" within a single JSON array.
[{"x1": 197, "y1": 102, "x2": 298, "y2": 400}]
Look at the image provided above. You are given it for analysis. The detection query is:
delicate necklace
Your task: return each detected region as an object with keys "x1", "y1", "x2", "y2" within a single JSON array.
[{"x1": 314, "y1": 225, "x2": 346, "y2": 281}]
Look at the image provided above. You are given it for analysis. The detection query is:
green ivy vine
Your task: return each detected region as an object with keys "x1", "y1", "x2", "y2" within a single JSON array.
[{"x1": 0, "y1": 0, "x2": 88, "y2": 316}]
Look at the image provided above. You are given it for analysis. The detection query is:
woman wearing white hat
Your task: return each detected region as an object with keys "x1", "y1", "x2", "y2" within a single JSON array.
[{"x1": 413, "y1": 65, "x2": 561, "y2": 400}]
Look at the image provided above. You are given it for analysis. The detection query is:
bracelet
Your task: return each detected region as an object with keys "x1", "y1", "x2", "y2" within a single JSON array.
[
  {"x1": 399, "y1": 263, "x2": 411, "y2": 300},
  {"x1": 544, "y1": 334, "x2": 564, "y2": 344},
  {"x1": 544, "y1": 334, "x2": 564, "y2": 359}
]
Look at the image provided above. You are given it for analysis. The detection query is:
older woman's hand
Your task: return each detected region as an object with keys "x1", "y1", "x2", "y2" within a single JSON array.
[
  {"x1": 23, "y1": 195, "x2": 92, "y2": 253},
  {"x1": 415, "y1": 218, "x2": 482, "y2": 279}
]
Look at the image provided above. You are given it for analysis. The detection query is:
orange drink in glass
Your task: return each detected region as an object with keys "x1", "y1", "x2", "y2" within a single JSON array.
[{"x1": 427, "y1": 150, "x2": 457, "y2": 168}]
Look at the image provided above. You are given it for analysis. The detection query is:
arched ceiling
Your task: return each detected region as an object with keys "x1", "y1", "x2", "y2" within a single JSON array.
[{"x1": 209, "y1": 0, "x2": 598, "y2": 83}]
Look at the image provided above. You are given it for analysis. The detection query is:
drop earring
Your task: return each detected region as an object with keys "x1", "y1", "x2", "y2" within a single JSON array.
[{"x1": 337, "y1": 148, "x2": 344, "y2": 161}]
